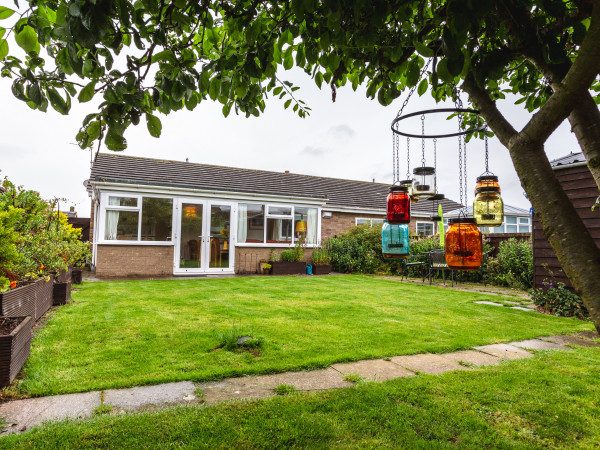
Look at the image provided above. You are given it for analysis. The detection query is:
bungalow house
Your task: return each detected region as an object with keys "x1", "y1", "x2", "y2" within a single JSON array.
[
  {"x1": 87, "y1": 153, "x2": 461, "y2": 277},
  {"x1": 445, "y1": 204, "x2": 532, "y2": 234}
]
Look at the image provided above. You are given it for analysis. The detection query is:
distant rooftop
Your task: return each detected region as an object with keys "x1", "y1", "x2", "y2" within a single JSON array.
[{"x1": 550, "y1": 152, "x2": 586, "y2": 168}]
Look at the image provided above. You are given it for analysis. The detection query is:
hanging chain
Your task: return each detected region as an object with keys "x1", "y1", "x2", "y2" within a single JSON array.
[
  {"x1": 392, "y1": 131, "x2": 397, "y2": 183},
  {"x1": 406, "y1": 137, "x2": 411, "y2": 179},
  {"x1": 433, "y1": 137, "x2": 437, "y2": 174},
  {"x1": 463, "y1": 134, "x2": 468, "y2": 206},
  {"x1": 421, "y1": 114, "x2": 426, "y2": 167},
  {"x1": 458, "y1": 115, "x2": 463, "y2": 207},
  {"x1": 395, "y1": 132, "x2": 400, "y2": 183},
  {"x1": 395, "y1": 59, "x2": 432, "y2": 119},
  {"x1": 484, "y1": 126, "x2": 489, "y2": 173}
]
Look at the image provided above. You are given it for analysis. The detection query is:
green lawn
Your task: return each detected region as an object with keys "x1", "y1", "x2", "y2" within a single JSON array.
[
  {"x1": 3, "y1": 347, "x2": 599, "y2": 448},
  {"x1": 19, "y1": 275, "x2": 592, "y2": 396}
]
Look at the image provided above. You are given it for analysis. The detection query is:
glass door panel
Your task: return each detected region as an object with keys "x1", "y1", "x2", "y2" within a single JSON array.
[
  {"x1": 179, "y1": 203, "x2": 203, "y2": 269},
  {"x1": 209, "y1": 204, "x2": 231, "y2": 269}
]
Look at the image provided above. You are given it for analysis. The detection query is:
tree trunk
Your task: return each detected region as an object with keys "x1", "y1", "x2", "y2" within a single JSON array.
[
  {"x1": 508, "y1": 138, "x2": 600, "y2": 332},
  {"x1": 567, "y1": 94, "x2": 600, "y2": 187}
]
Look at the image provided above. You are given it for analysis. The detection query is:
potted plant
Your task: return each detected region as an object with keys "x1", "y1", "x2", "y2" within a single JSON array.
[
  {"x1": 269, "y1": 240, "x2": 307, "y2": 275},
  {"x1": 259, "y1": 259, "x2": 272, "y2": 274},
  {"x1": 0, "y1": 316, "x2": 33, "y2": 387},
  {"x1": 311, "y1": 245, "x2": 332, "y2": 275}
]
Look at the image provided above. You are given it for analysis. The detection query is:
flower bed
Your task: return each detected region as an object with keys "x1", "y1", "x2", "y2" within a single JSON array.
[
  {"x1": 312, "y1": 264, "x2": 332, "y2": 275},
  {"x1": 269, "y1": 261, "x2": 307, "y2": 275},
  {"x1": 0, "y1": 277, "x2": 53, "y2": 321},
  {"x1": 0, "y1": 316, "x2": 32, "y2": 386}
]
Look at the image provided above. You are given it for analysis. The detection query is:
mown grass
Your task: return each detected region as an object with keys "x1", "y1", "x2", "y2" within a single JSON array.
[
  {"x1": 19, "y1": 275, "x2": 592, "y2": 396},
  {"x1": 3, "y1": 348, "x2": 599, "y2": 448}
]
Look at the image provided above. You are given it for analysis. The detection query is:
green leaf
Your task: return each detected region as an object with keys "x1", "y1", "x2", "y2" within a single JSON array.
[
  {"x1": 315, "y1": 72, "x2": 323, "y2": 89},
  {"x1": 406, "y1": 60, "x2": 419, "y2": 87},
  {"x1": 27, "y1": 82, "x2": 42, "y2": 105},
  {"x1": 105, "y1": 126, "x2": 127, "y2": 151},
  {"x1": 284, "y1": 99, "x2": 292, "y2": 109},
  {"x1": 78, "y1": 81, "x2": 96, "y2": 103},
  {"x1": 414, "y1": 41, "x2": 433, "y2": 58},
  {"x1": 0, "y1": 7, "x2": 15, "y2": 20},
  {"x1": 46, "y1": 87, "x2": 69, "y2": 115},
  {"x1": 87, "y1": 120, "x2": 101, "y2": 140},
  {"x1": 436, "y1": 59, "x2": 453, "y2": 83},
  {"x1": 146, "y1": 113, "x2": 162, "y2": 138},
  {"x1": 417, "y1": 78, "x2": 428, "y2": 96},
  {"x1": 0, "y1": 39, "x2": 7, "y2": 60},
  {"x1": 208, "y1": 77, "x2": 220, "y2": 100},
  {"x1": 15, "y1": 25, "x2": 39, "y2": 54}
]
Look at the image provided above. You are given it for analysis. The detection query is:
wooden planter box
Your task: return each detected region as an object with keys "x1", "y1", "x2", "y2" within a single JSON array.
[
  {"x1": 312, "y1": 264, "x2": 332, "y2": 275},
  {"x1": 0, "y1": 316, "x2": 33, "y2": 387},
  {"x1": 54, "y1": 268, "x2": 72, "y2": 283},
  {"x1": 0, "y1": 277, "x2": 53, "y2": 321},
  {"x1": 53, "y1": 282, "x2": 71, "y2": 306},
  {"x1": 269, "y1": 261, "x2": 307, "y2": 275},
  {"x1": 71, "y1": 268, "x2": 83, "y2": 285}
]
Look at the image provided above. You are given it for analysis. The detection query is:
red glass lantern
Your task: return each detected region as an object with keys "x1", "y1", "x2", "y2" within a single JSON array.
[
  {"x1": 386, "y1": 186, "x2": 411, "y2": 224},
  {"x1": 445, "y1": 218, "x2": 482, "y2": 270}
]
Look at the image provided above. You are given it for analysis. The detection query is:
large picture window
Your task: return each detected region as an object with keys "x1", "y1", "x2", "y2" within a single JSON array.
[
  {"x1": 237, "y1": 203, "x2": 318, "y2": 245},
  {"x1": 416, "y1": 221, "x2": 435, "y2": 236},
  {"x1": 103, "y1": 195, "x2": 173, "y2": 242}
]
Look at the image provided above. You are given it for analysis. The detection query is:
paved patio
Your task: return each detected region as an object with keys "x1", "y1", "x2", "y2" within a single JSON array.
[{"x1": 1, "y1": 331, "x2": 597, "y2": 435}]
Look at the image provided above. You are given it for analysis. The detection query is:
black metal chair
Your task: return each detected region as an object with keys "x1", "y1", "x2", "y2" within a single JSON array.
[
  {"x1": 399, "y1": 254, "x2": 428, "y2": 281},
  {"x1": 426, "y1": 249, "x2": 453, "y2": 285}
]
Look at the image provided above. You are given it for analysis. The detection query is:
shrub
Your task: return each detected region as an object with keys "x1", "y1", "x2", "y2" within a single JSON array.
[
  {"x1": 326, "y1": 225, "x2": 383, "y2": 274},
  {"x1": 486, "y1": 238, "x2": 533, "y2": 289},
  {"x1": 531, "y1": 281, "x2": 589, "y2": 320},
  {"x1": 280, "y1": 249, "x2": 298, "y2": 262},
  {"x1": 311, "y1": 245, "x2": 331, "y2": 265}
]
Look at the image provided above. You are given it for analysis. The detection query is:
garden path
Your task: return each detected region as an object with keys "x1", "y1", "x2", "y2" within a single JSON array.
[{"x1": 0, "y1": 331, "x2": 597, "y2": 435}]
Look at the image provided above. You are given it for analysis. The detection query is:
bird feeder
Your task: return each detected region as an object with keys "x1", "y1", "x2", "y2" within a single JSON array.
[
  {"x1": 386, "y1": 186, "x2": 411, "y2": 224},
  {"x1": 445, "y1": 218, "x2": 482, "y2": 270},
  {"x1": 382, "y1": 223, "x2": 410, "y2": 258},
  {"x1": 473, "y1": 186, "x2": 504, "y2": 227},
  {"x1": 412, "y1": 167, "x2": 436, "y2": 200}
]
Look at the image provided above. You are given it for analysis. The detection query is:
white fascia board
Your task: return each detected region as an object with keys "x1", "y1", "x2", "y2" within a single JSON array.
[
  {"x1": 552, "y1": 162, "x2": 587, "y2": 171},
  {"x1": 91, "y1": 181, "x2": 327, "y2": 206},
  {"x1": 321, "y1": 206, "x2": 385, "y2": 215}
]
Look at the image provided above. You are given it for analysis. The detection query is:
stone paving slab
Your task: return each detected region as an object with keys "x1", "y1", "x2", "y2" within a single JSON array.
[
  {"x1": 0, "y1": 392, "x2": 100, "y2": 434},
  {"x1": 509, "y1": 306, "x2": 535, "y2": 312},
  {"x1": 331, "y1": 359, "x2": 414, "y2": 381},
  {"x1": 542, "y1": 334, "x2": 600, "y2": 348},
  {"x1": 391, "y1": 354, "x2": 470, "y2": 375},
  {"x1": 510, "y1": 339, "x2": 567, "y2": 351},
  {"x1": 474, "y1": 301, "x2": 503, "y2": 306},
  {"x1": 440, "y1": 350, "x2": 501, "y2": 367},
  {"x1": 473, "y1": 344, "x2": 532, "y2": 360},
  {"x1": 104, "y1": 381, "x2": 198, "y2": 411},
  {"x1": 199, "y1": 369, "x2": 352, "y2": 405},
  {"x1": 574, "y1": 331, "x2": 600, "y2": 341}
]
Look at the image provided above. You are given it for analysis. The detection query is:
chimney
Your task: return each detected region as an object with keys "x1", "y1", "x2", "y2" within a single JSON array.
[
  {"x1": 70, "y1": 206, "x2": 75, "y2": 212},
  {"x1": 285, "y1": 170, "x2": 290, "y2": 174},
  {"x1": 186, "y1": 158, "x2": 189, "y2": 162}
]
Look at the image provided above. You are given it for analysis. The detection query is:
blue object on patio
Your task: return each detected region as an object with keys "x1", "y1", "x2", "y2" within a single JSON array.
[{"x1": 306, "y1": 264, "x2": 313, "y2": 275}]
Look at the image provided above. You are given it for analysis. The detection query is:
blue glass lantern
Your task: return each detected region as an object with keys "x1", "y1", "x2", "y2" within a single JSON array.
[{"x1": 382, "y1": 223, "x2": 410, "y2": 258}]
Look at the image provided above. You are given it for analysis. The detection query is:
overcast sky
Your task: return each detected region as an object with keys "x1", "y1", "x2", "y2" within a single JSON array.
[{"x1": 0, "y1": 55, "x2": 580, "y2": 217}]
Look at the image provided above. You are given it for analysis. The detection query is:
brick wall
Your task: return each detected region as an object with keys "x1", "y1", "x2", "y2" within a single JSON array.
[
  {"x1": 321, "y1": 212, "x2": 384, "y2": 238},
  {"x1": 235, "y1": 247, "x2": 314, "y2": 273},
  {"x1": 95, "y1": 245, "x2": 174, "y2": 278}
]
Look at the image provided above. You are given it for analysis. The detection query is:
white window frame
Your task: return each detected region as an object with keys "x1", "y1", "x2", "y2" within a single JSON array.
[
  {"x1": 355, "y1": 217, "x2": 385, "y2": 227},
  {"x1": 236, "y1": 202, "x2": 321, "y2": 247},
  {"x1": 415, "y1": 221, "x2": 435, "y2": 236},
  {"x1": 99, "y1": 192, "x2": 175, "y2": 245}
]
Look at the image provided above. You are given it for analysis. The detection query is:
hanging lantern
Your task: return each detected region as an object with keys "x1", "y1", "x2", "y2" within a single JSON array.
[
  {"x1": 473, "y1": 186, "x2": 504, "y2": 227},
  {"x1": 382, "y1": 223, "x2": 410, "y2": 258},
  {"x1": 295, "y1": 221, "x2": 307, "y2": 233},
  {"x1": 427, "y1": 193, "x2": 445, "y2": 221},
  {"x1": 386, "y1": 186, "x2": 411, "y2": 224},
  {"x1": 474, "y1": 175, "x2": 500, "y2": 195},
  {"x1": 399, "y1": 179, "x2": 417, "y2": 202},
  {"x1": 445, "y1": 218, "x2": 482, "y2": 270},
  {"x1": 412, "y1": 167, "x2": 436, "y2": 199}
]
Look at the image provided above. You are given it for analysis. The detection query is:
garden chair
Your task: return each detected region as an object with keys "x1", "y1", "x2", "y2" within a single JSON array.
[
  {"x1": 426, "y1": 249, "x2": 453, "y2": 286},
  {"x1": 399, "y1": 254, "x2": 428, "y2": 282}
]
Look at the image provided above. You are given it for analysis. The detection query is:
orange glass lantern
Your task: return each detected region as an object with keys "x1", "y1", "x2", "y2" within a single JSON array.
[
  {"x1": 445, "y1": 218, "x2": 482, "y2": 270},
  {"x1": 386, "y1": 186, "x2": 411, "y2": 224},
  {"x1": 474, "y1": 175, "x2": 500, "y2": 195}
]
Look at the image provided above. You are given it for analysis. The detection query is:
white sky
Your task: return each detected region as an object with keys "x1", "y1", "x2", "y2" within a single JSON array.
[{"x1": 0, "y1": 38, "x2": 581, "y2": 217}]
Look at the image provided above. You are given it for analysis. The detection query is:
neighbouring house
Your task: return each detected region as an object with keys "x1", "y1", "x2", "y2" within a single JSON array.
[
  {"x1": 445, "y1": 204, "x2": 533, "y2": 234},
  {"x1": 87, "y1": 153, "x2": 461, "y2": 277},
  {"x1": 533, "y1": 152, "x2": 600, "y2": 291}
]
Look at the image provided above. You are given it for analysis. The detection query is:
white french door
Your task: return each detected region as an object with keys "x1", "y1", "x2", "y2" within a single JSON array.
[{"x1": 173, "y1": 199, "x2": 235, "y2": 274}]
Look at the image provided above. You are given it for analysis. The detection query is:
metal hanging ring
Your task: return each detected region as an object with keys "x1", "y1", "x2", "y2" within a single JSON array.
[{"x1": 391, "y1": 108, "x2": 485, "y2": 139}]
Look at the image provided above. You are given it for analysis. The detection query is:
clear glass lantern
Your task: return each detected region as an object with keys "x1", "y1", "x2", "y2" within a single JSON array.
[
  {"x1": 399, "y1": 179, "x2": 416, "y2": 202},
  {"x1": 412, "y1": 167, "x2": 436, "y2": 200},
  {"x1": 473, "y1": 186, "x2": 504, "y2": 227},
  {"x1": 445, "y1": 218, "x2": 482, "y2": 270},
  {"x1": 474, "y1": 175, "x2": 500, "y2": 195},
  {"x1": 382, "y1": 223, "x2": 410, "y2": 258},
  {"x1": 386, "y1": 186, "x2": 411, "y2": 224}
]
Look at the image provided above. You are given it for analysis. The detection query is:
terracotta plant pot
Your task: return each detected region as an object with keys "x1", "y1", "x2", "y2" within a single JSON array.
[{"x1": 0, "y1": 316, "x2": 32, "y2": 387}]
